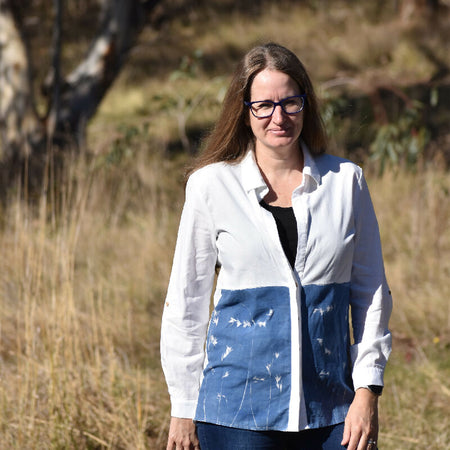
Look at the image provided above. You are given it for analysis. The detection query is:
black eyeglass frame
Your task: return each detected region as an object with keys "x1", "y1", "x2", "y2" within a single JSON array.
[{"x1": 244, "y1": 94, "x2": 307, "y2": 118}]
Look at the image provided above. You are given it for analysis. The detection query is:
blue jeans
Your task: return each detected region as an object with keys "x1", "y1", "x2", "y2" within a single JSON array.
[{"x1": 196, "y1": 421, "x2": 347, "y2": 450}]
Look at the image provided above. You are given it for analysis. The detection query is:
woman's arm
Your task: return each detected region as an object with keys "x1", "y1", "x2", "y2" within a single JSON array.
[
  {"x1": 349, "y1": 169, "x2": 392, "y2": 391},
  {"x1": 161, "y1": 174, "x2": 218, "y2": 419},
  {"x1": 345, "y1": 169, "x2": 392, "y2": 449}
]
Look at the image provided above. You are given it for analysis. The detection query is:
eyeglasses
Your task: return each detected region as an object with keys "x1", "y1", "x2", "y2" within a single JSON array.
[{"x1": 244, "y1": 94, "x2": 306, "y2": 118}]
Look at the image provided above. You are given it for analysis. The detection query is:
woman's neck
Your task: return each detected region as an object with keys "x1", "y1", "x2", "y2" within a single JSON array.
[{"x1": 255, "y1": 145, "x2": 304, "y2": 207}]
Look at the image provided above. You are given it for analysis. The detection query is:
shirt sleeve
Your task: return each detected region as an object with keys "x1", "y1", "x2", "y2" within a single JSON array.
[
  {"x1": 349, "y1": 169, "x2": 393, "y2": 391},
  {"x1": 160, "y1": 174, "x2": 218, "y2": 418}
]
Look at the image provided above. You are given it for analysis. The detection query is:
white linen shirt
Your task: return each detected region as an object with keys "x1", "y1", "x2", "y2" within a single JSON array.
[{"x1": 160, "y1": 144, "x2": 392, "y2": 431}]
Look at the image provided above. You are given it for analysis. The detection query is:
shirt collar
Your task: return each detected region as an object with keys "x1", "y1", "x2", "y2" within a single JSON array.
[
  {"x1": 301, "y1": 140, "x2": 321, "y2": 186},
  {"x1": 241, "y1": 148, "x2": 267, "y2": 194},
  {"x1": 240, "y1": 141, "x2": 322, "y2": 196}
]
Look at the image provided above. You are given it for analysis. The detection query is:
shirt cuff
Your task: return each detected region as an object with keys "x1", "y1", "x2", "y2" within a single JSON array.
[
  {"x1": 170, "y1": 398, "x2": 198, "y2": 419},
  {"x1": 352, "y1": 366, "x2": 385, "y2": 391}
]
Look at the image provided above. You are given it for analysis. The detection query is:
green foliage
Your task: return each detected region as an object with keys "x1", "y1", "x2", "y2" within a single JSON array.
[
  {"x1": 321, "y1": 95, "x2": 349, "y2": 140},
  {"x1": 320, "y1": 92, "x2": 374, "y2": 163},
  {"x1": 109, "y1": 124, "x2": 145, "y2": 164},
  {"x1": 320, "y1": 96, "x2": 345, "y2": 151},
  {"x1": 370, "y1": 102, "x2": 430, "y2": 175},
  {"x1": 95, "y1": 123, "x2": 151, "y2": 169},
  {"x1": 169, "y1": 48, "x2": 204, "y2": 81}
]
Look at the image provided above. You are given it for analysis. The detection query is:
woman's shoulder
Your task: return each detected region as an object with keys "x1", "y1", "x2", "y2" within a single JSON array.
[
  {"x1": 188, "y1": 159, "x2": 244, "y2": 183},
  {"x1": 186, "y1": 160, "x2": 241, "y2": 194},
  {"x1": 187, "y1": 162, "x2": 224, "y2": 185},
  {"x1": 314, "y1": 152, "x2": 363, "y2": 178}
]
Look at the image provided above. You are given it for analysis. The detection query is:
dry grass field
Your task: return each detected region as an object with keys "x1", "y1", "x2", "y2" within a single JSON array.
[{"x1": 0, "y1": 1, "x2": 449, "y2": 448}]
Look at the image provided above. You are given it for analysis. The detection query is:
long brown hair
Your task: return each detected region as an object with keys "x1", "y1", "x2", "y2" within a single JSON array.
[{"x1": 188, "y1": 43, "x2": 327, "y2": 176}]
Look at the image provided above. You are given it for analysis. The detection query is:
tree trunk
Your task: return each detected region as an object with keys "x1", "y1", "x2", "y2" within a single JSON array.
[
  {"x1": 53, "y1": 0, "x2": 160, "y2": 148},
  {"x1": 0, "y1": 0, "x2": 161, "y2": 189},
  {"x1": 0, "y1": 1, "x2": 44, "y2": 165}
]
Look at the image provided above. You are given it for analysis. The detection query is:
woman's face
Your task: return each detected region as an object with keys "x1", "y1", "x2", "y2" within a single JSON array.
[{"x1": 248, "y1": 69, "x2": 304, "y2": 156}]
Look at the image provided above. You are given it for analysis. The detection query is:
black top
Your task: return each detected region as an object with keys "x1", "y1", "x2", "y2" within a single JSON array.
[{"x1": 260, "y1": 200, "x2": 298, "y2": 269}]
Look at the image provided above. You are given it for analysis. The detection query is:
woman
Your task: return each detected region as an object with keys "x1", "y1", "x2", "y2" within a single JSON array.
[{"x1": 161, "y1": 43, "x2": 392, "y2": 450}]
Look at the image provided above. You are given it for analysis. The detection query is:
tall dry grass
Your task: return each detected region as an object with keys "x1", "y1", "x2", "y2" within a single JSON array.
[
  {"x1": 0, "y1": 144, "x2": 448, "y2": 448},
  {"x1": 0, "y1": 149, "x2": 184, "y2": 448},
  {"x1": 368, "y1": 165, "x2": 450, "y2": 449}
]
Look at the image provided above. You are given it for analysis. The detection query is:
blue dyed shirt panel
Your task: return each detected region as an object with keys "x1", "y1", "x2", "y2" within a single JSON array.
[{"x1": 195, "y1": 286, "x2": 292, "y2": 430}]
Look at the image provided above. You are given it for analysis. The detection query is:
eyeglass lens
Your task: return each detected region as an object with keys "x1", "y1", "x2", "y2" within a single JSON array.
[{"x1": 251, "y1": 96, "x2": 304, "y2": 117}]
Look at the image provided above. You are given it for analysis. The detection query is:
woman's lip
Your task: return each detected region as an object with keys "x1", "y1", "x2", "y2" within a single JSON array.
[{"x1": 269, "y1": 128, "x2": 290, "y2": 135}]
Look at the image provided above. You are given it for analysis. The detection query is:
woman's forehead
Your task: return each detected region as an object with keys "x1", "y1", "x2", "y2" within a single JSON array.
[{"x1": 250, "y1": 69, "x2": 299, "y2": 98}]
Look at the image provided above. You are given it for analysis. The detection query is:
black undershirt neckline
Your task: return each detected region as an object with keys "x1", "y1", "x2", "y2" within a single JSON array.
[{"x1": 260, "y1": 200, "x2": 298, "y2": 269}]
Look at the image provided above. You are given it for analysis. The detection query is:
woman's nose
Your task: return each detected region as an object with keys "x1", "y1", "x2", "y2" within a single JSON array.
[{"x1": 271, "y1": 104, "x2": 286, "y2": 122}]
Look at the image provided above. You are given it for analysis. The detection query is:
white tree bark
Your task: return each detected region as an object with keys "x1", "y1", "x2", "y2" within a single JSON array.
[
  {"x1": 0, "y1": 1, "x2": 43, "y2": 162},
  {"x1": 0, "y1": 0, "x2": 160, "y2": 170}
]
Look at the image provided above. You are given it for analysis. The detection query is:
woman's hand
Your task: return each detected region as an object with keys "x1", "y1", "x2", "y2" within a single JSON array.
[
  {"x1": 166, "y1": 417, "x2": 200, "y2": 450},
  {"x1": 341, "y1": 388, "x2": 379, "y2": 450}
]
